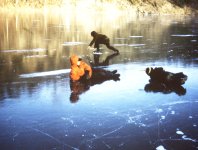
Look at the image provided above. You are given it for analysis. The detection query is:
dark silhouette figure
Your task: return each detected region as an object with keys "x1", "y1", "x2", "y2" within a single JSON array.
[
  {"x1": 88, "y1": 31, "x2": 119, "y2": 53},
  {"x1": 145, "y1": 67, "x2": 188, "y2": 96},
  {"x1": 144, "y1": 82, "x2": 187, "y2": 96}
]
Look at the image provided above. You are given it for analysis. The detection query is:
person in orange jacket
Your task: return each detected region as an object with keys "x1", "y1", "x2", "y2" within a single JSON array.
[{"x1": 70, "y1": 55, "x2": 92, "y2": 81}]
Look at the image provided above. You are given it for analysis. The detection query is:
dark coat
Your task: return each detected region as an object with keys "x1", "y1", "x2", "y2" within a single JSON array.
[
  {"x1": 146, "y1": 67, "x2": 187, "y2": 86},
  {"x1": 89, "y1": 32, "x2": 109, "y2": 46}
]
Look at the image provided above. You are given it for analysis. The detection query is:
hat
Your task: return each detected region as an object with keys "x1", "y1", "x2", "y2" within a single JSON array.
[
  {"x1": 146, "y1": 67, "x2": 152, "y2": 75},
  {"x1": 91, "y1": 31, "x2": 97, "y2": 36}
]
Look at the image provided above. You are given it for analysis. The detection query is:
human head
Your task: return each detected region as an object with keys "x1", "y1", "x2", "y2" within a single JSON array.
[
  {"x1": 77, "y1": 58, "x2": 82, "y2": 66},
  {"x1": 91, "y1": 31, "x2": 97, "y2": 37},
  {"x1": 70, "y1": 55, "x2": 82, "y2": 66},
  {"x1": 146, "y1": 67, "x2": 153, "y2": 75}
]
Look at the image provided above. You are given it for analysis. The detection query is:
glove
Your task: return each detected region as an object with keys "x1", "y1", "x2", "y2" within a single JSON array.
[
  {"x1": 87, "y1": 46, "x2": 97, "y2": 51},
  {"x1": 87, "y1": 46, "x2": 91, "y2": 50}
]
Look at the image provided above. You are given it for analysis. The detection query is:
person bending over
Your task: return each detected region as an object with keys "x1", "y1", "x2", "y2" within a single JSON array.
[{"x1": 88, "y1": 31, "x2": 119, "y2": 54}]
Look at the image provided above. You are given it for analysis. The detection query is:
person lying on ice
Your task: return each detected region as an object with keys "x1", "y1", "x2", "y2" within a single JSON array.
[
  {"x1": 145, "y1": 67, "x2": 187, "y2": 86},
  {"x1": 87, "y1": 31, "x2": 119, "y2": 54},
  {"x1": 145, "y1": 67, "x2": 188, "y2": 96},
  {"x1": 70, "y1": 55, "x2": 92, "y2": 82}
]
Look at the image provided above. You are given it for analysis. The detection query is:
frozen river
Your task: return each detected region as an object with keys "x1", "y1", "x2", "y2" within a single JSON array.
[{"x1": 0, "y1": 10, "x2": 198, "y2": 150}]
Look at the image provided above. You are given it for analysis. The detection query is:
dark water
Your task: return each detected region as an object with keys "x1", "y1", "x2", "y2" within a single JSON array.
[{"x1": 0, "y1": 10, "x2": 198, "y2": 150}]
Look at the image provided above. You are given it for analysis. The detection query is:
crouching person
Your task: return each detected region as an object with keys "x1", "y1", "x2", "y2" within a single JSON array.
[
  {"x1": 145, "y1": 67, "x2": 187, "y2": 96},
  {"x1": 69, "y1": 55, "x2": 120, "y2": 102},
  {"x1": 70, "y1": 55, "x2": 92, "y2": 82},
  {"x1": 70, "y1": 54, "x2": 120, "y2": 83},
  {"x1": 145, "y1": 67, "x2": 187, "y2": 86}
]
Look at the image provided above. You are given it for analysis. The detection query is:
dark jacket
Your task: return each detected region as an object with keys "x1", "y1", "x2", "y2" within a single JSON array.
[
  {"x1": 146, "y1": 67, "x2": 187, "y2": 86},
  {"x1": 89, "y1": 32, "x2": 109, "y2": 46}
]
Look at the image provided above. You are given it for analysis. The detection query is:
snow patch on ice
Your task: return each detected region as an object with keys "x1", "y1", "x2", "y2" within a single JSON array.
[
  {"x1": 128, "y1": 44, "x2": 145, "y2": 47},
  {"x1": 176, "y1": 130, "x2": 184, "y2": 135},
  {"x1": 161, "y1": 116, "x2": 165, "y2": 120},
  {"x1": 171, "y1": 111, "x2": 175, "y2": 115},
  {"x1": 62, "y1": 42, "x2": 86, "y2": 46},
  {"x1": 188, "y1": 116, "x2": 193, "y2": 119},
  {"x1": 156, "y1": 145, "x2": 166, "y2": 150},
  {"x1": 191, "y1": 40, "x2": 197, "y2": 42},
  {"x1": 163, "y1": 101, "x2": 190, "y2": 106},
  {"x1": 113, "y1": 44, "x2": 128, "y2": 46},
  {"x1": 182, "y1": 135, "x2": 197, "y2": 142},
  {"x1": 155, "y1": 109, "x2": 163, "y2": 113},
  {"x1": 19, "y1": 69, "x2": 70, "y2": 78},
  {"x1": 25, "y1": 55, "x2": 47, "y2": 58},
  {"x1": 171, "y1": 34, "x2": 198, "y2": 37},
  {"x1": 129, "y1": 36, "x2": 143, "y2": 38}
]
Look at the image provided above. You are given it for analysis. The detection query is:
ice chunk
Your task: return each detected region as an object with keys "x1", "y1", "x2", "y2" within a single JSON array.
[
  {"x1": 128, "y1": 44, "x2": 145, "y2": 47},
  {"x1": 171, "y1": 111, "x2": 175, "y2": 115},
  {"x1": 176, "y1": 130, "x2": 184, "y2": 135},
  {"x1": 155, "y1": 109, "x2": 163, "y2": 113},
  {"x1": 156, "y1": 145, "x2": 166, "y2": 150},
  {"x1": 129, "y1": 36, "x2": 143, "y2": 38},
  {"x1": 171, "y1": 34, "x2": 198, "y2": 37}
]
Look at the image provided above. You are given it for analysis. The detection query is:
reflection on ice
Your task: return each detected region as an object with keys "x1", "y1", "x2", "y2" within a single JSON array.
[{"x1": 19, "y1": 69, "x2": 70, "y2": 78}]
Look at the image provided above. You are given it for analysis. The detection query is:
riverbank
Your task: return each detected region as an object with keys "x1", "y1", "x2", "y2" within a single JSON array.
[{"x1": 0, "y1": 0, "x2": 198, "y2": 15}]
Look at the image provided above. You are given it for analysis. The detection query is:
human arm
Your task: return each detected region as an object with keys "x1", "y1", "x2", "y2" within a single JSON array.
[
  {"x1": 89, "y1": 37, "x2": 95, "y2": 47},
  {"x1": 82, "y1": 62, "x2": 92, "y2": 79}
]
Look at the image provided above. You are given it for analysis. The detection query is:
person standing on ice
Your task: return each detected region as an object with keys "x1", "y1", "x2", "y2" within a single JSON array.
[{"x1": 87, "y1": 31, "x2": 119, "y2": 54}]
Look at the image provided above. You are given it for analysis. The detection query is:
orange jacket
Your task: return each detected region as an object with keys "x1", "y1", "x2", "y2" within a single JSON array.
[{"x1": 70, "y1": 55, "x2": 92, "y2": 81}]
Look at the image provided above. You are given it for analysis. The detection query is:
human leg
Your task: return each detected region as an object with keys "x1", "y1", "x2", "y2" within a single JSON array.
[{"x1": 105, "y1": 41, "x2": 119, "y2": 53}]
